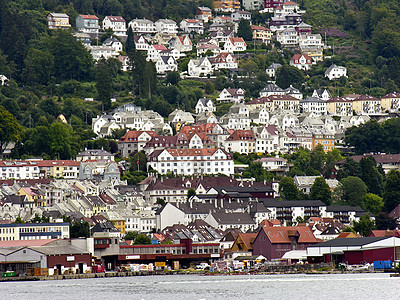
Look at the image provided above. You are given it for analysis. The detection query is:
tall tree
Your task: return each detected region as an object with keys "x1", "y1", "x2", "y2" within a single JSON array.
[
  {"x1": 375, "y1": 213, "x2": 397, "y2": 230},
  {"x1": 310, "y1": 177, "x2": 332, "y2": 205},
  {"x1": 279, "y1": 176, "x2": 299, "y2": 201},
  {"x1": 383, "y1": 170, "x2": 400, "y2": 212},
  {"x1": 237, "y1": 19, "x2": 252, "y2": 41},
  {"x1": 0, "y1": 105, "x2": 24, "y2": 158},
  {"x1": 362, "y1": 193, "x2": 384, "y2": 215},
  {"x1": 340, "y1": 176, "x2": 368, "y2": 207},
  {"x1": 95, "y1": 58, "x2": 112, "y2": 111},
  {"x1": 359, "y1": 156, "x2": 384, "y2": 195},
  {"x1": 353, "y1": 214, "x2": 376, "y2": 237},
  {"x1": 125, "y1": 26, "x2": 135, "y2": 55}
]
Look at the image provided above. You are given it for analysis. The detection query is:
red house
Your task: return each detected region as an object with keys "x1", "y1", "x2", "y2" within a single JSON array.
[{"x1": 252, "y1": 226, "x2": 319, "y2": 260}]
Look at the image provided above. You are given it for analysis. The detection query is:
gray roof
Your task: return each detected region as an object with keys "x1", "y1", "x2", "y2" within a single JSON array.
[
  {"x1": 326, "y1": 205, "x2": 366, "y2": 213},
  {"x1": 211, "y1": 212, "x2": 255, "y2": 225},
  {"x1": 261, "y1": 83, "x2": 284, "y2": 93},
  {"x1": 77, "y1": 149, "x2": 113, "y2": 157}
]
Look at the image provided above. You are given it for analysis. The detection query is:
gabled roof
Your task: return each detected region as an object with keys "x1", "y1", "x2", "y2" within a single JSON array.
[
  {"x1": 381, "y1": 92, "x2": 400, "y2": 99},
  {"x1": 261, "y1": 226, "x2": 319, "y2": 244},
  {"x1": 105, "y1": 16, "x2": 125, "y2": 22},
  {"x1": 119, "y1": 130, "x2": 158, "y2": 142},
  {"x1": 290, "y1": 54, "x2": 313, "y2": 63},
  {"x1": 226, "y1": 130, "x2": 255, "y2": 141}
]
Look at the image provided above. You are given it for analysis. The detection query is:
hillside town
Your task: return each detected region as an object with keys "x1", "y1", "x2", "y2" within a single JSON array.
[{"x1": 1, "y1": 0, "x2": 400, "y2": 278}]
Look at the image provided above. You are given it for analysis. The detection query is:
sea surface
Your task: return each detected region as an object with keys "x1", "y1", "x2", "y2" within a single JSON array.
[{"x1": 2, "y1": 273, "x2": 400, "y2": 300}]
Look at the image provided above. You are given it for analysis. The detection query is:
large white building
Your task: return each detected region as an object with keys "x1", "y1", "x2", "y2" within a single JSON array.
[
  {"x1": 0, "y1": 223, "x2": 70, "y2": 241},
  {"x1": 102, "y1": 16, "x2": 126, "y2": 36},
  {"x1": 147, "y1": 148, "x2": 233, "y2": 176},
  {"x1": 128, "y1": 19, "x2": 156, "y2": 34}
]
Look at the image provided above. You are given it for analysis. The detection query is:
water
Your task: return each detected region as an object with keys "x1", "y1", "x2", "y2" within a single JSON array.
[{"x1": 2, "y1": 273, "x2": 400, "y2": 300}]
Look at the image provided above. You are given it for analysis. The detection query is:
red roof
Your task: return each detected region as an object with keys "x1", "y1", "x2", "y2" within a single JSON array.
[
  {"x1": 229, "y1": 37, "x2": 246, "y2": 45},
  {"x1": 353, "y1": 94, "x2": 380, "y2": 102},
  {"x1": 267, "y1": 95, "x2": 299, "y2": 101},
  {"x1": 105, "y1": 16, "x2": 125, "y2": 22},
  {"x1": 184, "y1": 19, "x2": 201, "y2": 23},
  {"x1": 0, "y1": 239, "x2": 58, "y2": 247},
  {"x1": 381, "y1": 92, "x2": 400, "y2": 99},
  {"x1": 251, "y1": 25, "x2": 270, "y2": 31},
  {"x1": 79, "y1": 15, "x2": 99, "y2": 20},
  {"x1": 283, "y1": 1, "x2": 298, "y2": 5},
  {"x1": 119, "y1": 131, "x2": 158, "y2": 143},
  {"x1": 212, "y1": 52, "x2": 237, "y2": 64},
  {"x1": 290, "y1": 54, "x2": 313, "y2": 64},
  {"x1": 226, "y1": 130, "x2": 255, "y2": 141},
  {"x1": 261, "y1": 226, "x2": 318, "y2": 244},
  {"x1": 259, "y1": 219, "x2": 281, "y2": 227},
  {"x1": 153, "y1": 45, "x2": 167, "y2": 51},
  {"x1": 246, "y1": 97, "x2": 272, "y2": 105}
]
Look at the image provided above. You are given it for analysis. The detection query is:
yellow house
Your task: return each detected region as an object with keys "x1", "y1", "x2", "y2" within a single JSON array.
[
  {"x1": 47, "y1": 13, "x2": 71, "y2": 29},
  {"x1": 326, "y1": 97, "x2": 353, "y2": 116},
  {"x1": 381, "y1": 92, "x2": 400, "y2": 112},
  {"x1": 38, "y1": 160, "x2": 80, "y2": 179},
  {"x1": 301, "y1": 47, "x2": 323, "y2": 62},
  {"x1": 351, "y1": 94, "x2": 381, "y2": 115},
  {"x1": 103, "y1": 211, "x2": 126, "y2": 235},
  {"x1": 251, "y1": 25, "x2": 272, "y2": 44},
  {"x1": 17, "y1": 187, "x2": 46, "y2": 207},
  {"x1": 213, "y1": 0, "x2": 240, "y2": 12},
  {"x1": 312, "y1": 131, "x2": 335, "y2": 153}
]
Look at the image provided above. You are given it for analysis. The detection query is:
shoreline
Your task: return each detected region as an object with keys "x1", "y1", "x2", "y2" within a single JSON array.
[{"x1": 1, "y1": 269, "x2": 397, "y2": 282}]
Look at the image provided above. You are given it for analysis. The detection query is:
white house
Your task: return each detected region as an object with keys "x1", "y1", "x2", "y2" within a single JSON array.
[
  {"x1": 290, "y1": 54, "x2": 315, "y2": 71},
  {"x1": 147, "y1": 148, "x2": 234, "y2": 176},
  {"x1": 128, "y1": 19, "x2": 156, "y2": 34},
  {"x1": 217, "y1": 88, "x2": 245, "y2": 103},
  {"x1": 102, "y1": 16, "x2": 126, "y2": 36},
  {"x1": 210, "y1": 52, "x2": 238, "y2": 70},
  {"x1": 230, "y1": 11, "x2": 252, "y2": 22},
  {"x1": 134, "y1": 35, "x2": 150, "y2": 51},
  {"x1": 266, "y1": 63, "x2": 281, "y2": 78},
  {"x1": 195, "y1": 6, "x2": 212, "y2": 22},
  {"x1": 147, "y1": 44, "x2": 168, "y2": 62},
  {"x1": 196, "y1": 43, "x2": 221, "y2": 56},
  {"x1": 325, "y1": 64, "x2": 347, "y2": 80},
  {"x1": 300, "y1": 97, "x2": 327, "y2": 116},
  {"x1": 195, "y1": 98, "x2": 216, "y2": 114},
  {"x1": 224, "y1": 37, "x2": 247, "y2": 52},
  {"x1": 102, "y1": 37, "x2": 123, "y2": 55},
  {"x1": 0, "y1": 75, "x2": 8, "y2": 86},
  {"x1": 168, "y1": 109, "x2": 195, "y2": 125},
  {"x1": 187, "y1": 57, "x2": 213, "y2": 77},
  {"x1": 156, "y1": 56, "x2": 178, "y2": 74},
  {"x1": 180, "y1": 19, "x2": 204, "y2": 34},
  {"x1": 86, "y1": 45, "x2": 115, "y2": 61},
  {"x1": 168, "y1": 36, "x2": 193, "y2": 52},
  {"x1": 276, "y1": 27, "x2": 298, "y2": 47},
  {"x1": 155, "y1": 19, "x2": 178, "y2": 35}
]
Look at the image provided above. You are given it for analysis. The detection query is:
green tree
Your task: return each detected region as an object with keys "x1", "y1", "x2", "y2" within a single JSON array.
[
  {"x1": 237, "y1": 19, "x2": 252, "y2": 41},
  {"x1": 336, "y1": 158, "x2": 361, "y2": 181},
  {"x1": 0, "y1": 105, "x2": 24, "y2": 158},
  {"x1": 23, "y1": 48, "x2": 54, "y2": 86},
  {"x1": 375, "y1": 213, "x2": 397, "y2": 230},
  {"x1": 310, "y1": 144, "x2": 326, "y2": 174},
  {"x1": 243, "y1": 161, "x2": 273, "y2": 182},
  {"x1": 13, "y1": 216, "x2": 25, "y2": 223},
  {"x1": 279, "y1": 176, "x2": 299, "y2": 201},
  {"x1": 353, "y1": 214, "x2": 376, "y2": 237},
  {"x1": 187, "y1": 188, "x2": 196, "y2": 199},
  {"x1": 30, "y1": 213, "x2": 49, "y2": 223},
  {"x1": 204, "y1": 81, "x2": 215, "y2": 94},
  {"x1": 96, "y1": 58, "x2": 112, "y2": 111},
  {"x1": 310, "y1": 177, "x2": 332, "y2": 205},
  {"x1": 70, "y1": 221, "x2": 90, "y2": 238},
  {"x1": 133, "y1": 234, "x2": 151, "y2": 244},
  {"x1": 340, "y1": 176, "x2": 368, "y2": 207},
  {"x1": 125, "y1": 26, "x2": 135, "y2": 55},
  {"x1": 383, "y1": 170, "x2": 400, "y2": 212},
  {"x1": 363, "y1": 193, "x2": 384, "y2": 215},
  {"x1": 359, "y1": 156, "x2": 383, "y2": 195},
  {"x1": 129, "y1": 151, "x2": 147, "y2": 172},
  {"x1": 276, "y1": 65, "x2": 304, "y2": 89},
  {"x1": 124, "y1": 231, "x2": 139, "y2": 240}
]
